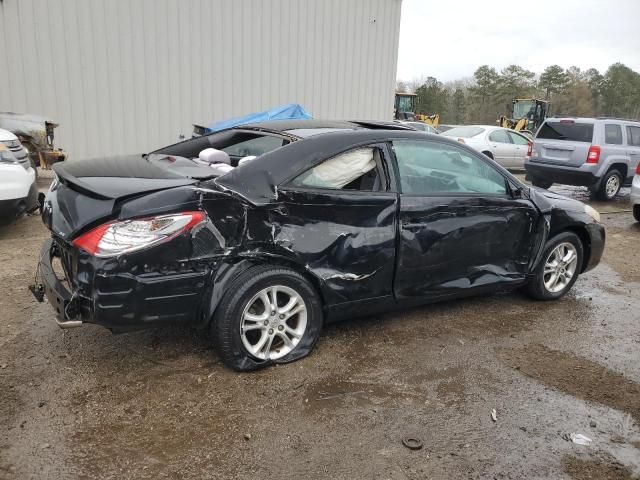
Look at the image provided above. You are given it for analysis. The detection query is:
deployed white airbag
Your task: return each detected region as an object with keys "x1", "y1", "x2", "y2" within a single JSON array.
[{"x1": 295, "y1": 148, "x2": 375, "y2": 189}]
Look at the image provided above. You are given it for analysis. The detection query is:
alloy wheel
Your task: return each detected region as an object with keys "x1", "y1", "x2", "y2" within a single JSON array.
[
  {"x1": 543, "y1": 242, "x2": 579, "y2": 293},
  {"x1": 605, "y1": 174, "x2": 620, "y2": 198},
  {"x1": 240, "y1": 285, "x2": 307, "y2": 360}
]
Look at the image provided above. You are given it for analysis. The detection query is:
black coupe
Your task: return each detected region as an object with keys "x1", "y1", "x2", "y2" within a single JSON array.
[{"x1": 32, "y1": 120, "x2": 605, "y2": 370}]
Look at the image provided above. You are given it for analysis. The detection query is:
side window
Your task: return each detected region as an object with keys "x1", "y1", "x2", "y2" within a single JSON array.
[
  {"x1": 289, "y1": 147, "x2": 383, "y2": 192},
  {"x1": 604, "y1": 124, "x2": 623, "y2": 145},
  {"x1": 488, "y1": 130, "x2": 511, "y2": 143},
  {"x1": 507, "y1": 131, "x2": 530, "y2": 145},
  {"x1": 626, "y1": 126, "x2": 640, "y2": 146},
  {"x1": 392, "y1": 140, "x2": 507, "y2": 195}
]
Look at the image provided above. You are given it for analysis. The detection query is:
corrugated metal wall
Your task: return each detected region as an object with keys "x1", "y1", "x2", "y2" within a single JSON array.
[{"x1": 0, "y1": 0, "x2": 402, "y2": 160}]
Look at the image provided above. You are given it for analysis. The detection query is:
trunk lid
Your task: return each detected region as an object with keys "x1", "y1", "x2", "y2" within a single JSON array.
[
  {"x1": 45, "y1": 155, "x2": 207, "y2": 239},
  {"x1": 531, "y1": 120, "x2": 594, "y2": 167}
]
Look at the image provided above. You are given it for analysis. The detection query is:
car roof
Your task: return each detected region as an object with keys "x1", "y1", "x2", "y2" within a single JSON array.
[
  {"x1": 236, "y1": 119, "x2": 414, "y2": 137},
  {"x1": 216, "y1": 128, "x2": 448, "y2": 205},
  {"x1": 545, "y1": 116, "x2": 640, "y2": 125}
]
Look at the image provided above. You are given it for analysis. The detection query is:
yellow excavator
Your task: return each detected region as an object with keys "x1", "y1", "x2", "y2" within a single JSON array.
[
  {"x1": 394, "y1": 93, "x2": 440, "y2": 128},
  {"x1": 499, "y1": 98, "x2": 549, "y2": 134},
  {"x1": 415, "y1": 113, "x2": 440, "y2": 129}
]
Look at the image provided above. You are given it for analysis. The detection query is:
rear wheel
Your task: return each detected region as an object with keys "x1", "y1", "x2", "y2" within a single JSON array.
[
  {"x1": 634, "y1": 205, "x2": 640, "y2": 223},
  {"x1": 531, "y1": 177, "x2": 553, "y2": 189},
  {"x1": 211, "y1": 265, "x2": 323, "y2": 371},
  {"x1": 595, "y1": 169, "x2": 622, "y2": 201},
  {"x1": 526, "y1": 232, "x2": 583, "y2": 301}
]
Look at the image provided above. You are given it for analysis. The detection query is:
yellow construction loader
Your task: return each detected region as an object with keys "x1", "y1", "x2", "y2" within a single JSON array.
[
  {"x1": 415, "y1": 113, "x2": 440, "y2": 129},
  {"x1": 499, "y1": 98, "x2": 549, "y2": 133}
]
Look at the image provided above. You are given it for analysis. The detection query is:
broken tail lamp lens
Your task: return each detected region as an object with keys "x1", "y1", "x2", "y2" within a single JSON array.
[{"x1": 73, "y1": 211, "x2": 206, "y2": 257}]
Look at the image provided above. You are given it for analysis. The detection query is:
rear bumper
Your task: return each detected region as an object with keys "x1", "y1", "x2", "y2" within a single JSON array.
[
  {"x1": 631, "y1": 176, "x2": 640, "y2": 206},
  {"x1": 34, "y1": 239, "x2": 82, "y2": 327},
  {"x1": 525, "y1": 163, "x2": 598, "y2": 187},
  {"x1": 33, "y1": 238, "x2": 210, "y2": 332}
]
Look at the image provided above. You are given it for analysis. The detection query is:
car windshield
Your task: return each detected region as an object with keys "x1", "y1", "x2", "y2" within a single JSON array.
[
  {"x1": 537, "y1": 121, "x2": 594, "y2": 142},
  {"x1": 512, "y1": 100, "x2": 535, "y2": 119},
  {"x1": 442, "y1": 126, "x2": 485, "y2": 138}
]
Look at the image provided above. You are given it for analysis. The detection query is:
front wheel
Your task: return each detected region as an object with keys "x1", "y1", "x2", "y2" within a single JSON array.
[
  {"x1": 526, "y1": 232, "x2": 583, "y2": 300},
  {"x1": 211, "y1": 265, "x2": 323, "y2": 371},
  {"x1": 634, "y1": 205, "x2": 640, "y2": 223}
]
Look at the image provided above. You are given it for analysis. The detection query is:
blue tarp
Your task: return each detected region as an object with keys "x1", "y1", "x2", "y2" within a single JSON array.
[{"x1": 205, "y1": 104, "x2": 312, "y2": 133}]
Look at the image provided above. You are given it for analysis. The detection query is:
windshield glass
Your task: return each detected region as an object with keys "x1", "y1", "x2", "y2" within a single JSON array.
[
  {"x1": 512, "y1": 100, "x2": 535, "y2": 119},
  {"x1": 537, "y1": 122, "x2": 594, "y2": 142},
  {"x1": 397, "y1": 96, "x2": 415, "y2": 112},
  {"x1": 442, "y1": 126, "x2": 485, "y2": 138}
]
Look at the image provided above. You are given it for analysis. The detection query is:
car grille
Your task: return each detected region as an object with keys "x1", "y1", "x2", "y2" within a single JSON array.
[{"x1": 1, "y1": 140, "x2": 30, "y2": 169}]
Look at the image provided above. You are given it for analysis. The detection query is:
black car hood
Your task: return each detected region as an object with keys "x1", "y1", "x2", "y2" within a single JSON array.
[
  {"x1": 53, "y1": 155, "x2": 202, "y2": 200},
  {"x1": 529, "y1": 186, "x2": 586, "y2": 214}
]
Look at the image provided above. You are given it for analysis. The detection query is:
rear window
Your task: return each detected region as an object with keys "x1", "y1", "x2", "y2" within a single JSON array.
[
  {"x1": 536, "y1": 121, "x2": 594, "y2": 142},
  {"x1": 442, "y1": 126, "x2": 485, "y2": 138}
]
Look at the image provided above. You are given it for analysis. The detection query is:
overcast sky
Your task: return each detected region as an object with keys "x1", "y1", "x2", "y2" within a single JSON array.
[{"x1": 397, "y1": 0, "x2": 640, "y2": 82}]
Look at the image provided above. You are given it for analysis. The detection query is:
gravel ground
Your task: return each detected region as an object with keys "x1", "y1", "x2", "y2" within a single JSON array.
[{"x1": 1, "y1": 175, "x2": 639, "y2": 479}]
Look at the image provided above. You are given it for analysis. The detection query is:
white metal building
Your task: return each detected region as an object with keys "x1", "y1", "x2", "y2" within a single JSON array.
[{"x1": 0, "y1": 0, "x2": 402, "y2": 160}]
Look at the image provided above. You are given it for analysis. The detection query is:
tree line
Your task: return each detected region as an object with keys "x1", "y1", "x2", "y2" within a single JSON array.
[{"x1": 396, "y1": 63, "x2": 640, "y2": 125}]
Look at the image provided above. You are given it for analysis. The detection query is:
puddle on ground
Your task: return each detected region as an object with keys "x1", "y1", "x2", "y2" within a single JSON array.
[
  {"x1": 564, "y1": 455, "x2": 635, "y2": 480},
  {"x1": 499, "y1": 344, "x2": 640, "y2": 423},
  {"x1": 302, "y1": 379, "x2": 419, "y2": 413}
]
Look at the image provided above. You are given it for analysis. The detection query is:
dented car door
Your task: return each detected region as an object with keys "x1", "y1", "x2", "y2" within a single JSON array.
[
  {"x1": 391, "y1": 139, "x2": 539, "y2": 300},
  {"x1": 273, "y1": 144, "x2": 398, "y2": 306}
]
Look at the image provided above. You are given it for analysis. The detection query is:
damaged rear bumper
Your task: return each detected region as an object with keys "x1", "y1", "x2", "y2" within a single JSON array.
[
  {"x1": 32, "y1": 238, "x2": 211, "y2": 332},
  {"x1": 31, "y1": 238, "x2": 83, "y2": 328}
]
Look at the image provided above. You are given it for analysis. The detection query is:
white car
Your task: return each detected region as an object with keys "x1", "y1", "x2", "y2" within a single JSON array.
[
  {"x1": 632, "y1": 163, "x2": 640, "y2": 222},
  {"x1": 396, "y1": 121, "x2": 439, "y2": 134},
  {"x1": 0, "y1": 138, "x2": 38, "y2": 222},
  {"x1": 442, "y1": 125, "x2": 531, "y2": 170}
]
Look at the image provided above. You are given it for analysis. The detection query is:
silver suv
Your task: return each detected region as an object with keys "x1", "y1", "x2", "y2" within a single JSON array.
[{"x1": 525, "y1": 117, "x2": 640, "y2": 200}]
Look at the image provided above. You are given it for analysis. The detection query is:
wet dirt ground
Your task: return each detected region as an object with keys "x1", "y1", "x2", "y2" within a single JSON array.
[{"x1": 1, "y1": 175, "x2": 639, "y2": 479}]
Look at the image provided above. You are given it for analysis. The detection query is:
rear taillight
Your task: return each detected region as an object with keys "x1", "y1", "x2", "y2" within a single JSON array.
[
  {"x1": 636, "y1": 163, "x2": 640, "y2": 175},
  {"x1": 526, "y1": 141, "x2": 533, "y2": 157},
  {"x1": 586, "y1": 145, "x2": 601, "y2": 164},
  {"x1": 72, "y1": 211, "x2": 206, "y2": 257}
]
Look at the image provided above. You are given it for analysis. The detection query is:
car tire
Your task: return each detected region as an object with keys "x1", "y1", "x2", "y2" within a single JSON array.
[
  {"x1": 482, "y1": 151, "x2": 494, "y2": 160},
  {"x1": 526, "y1": 231, "x2": 583, "y2": 301},
  {"x1": 531, "y1": 177, "x2": 552, "y2": 189},
  {"x1": 595, "y1": 169, "x2": 622, "y2": 201},
  {"x1": 211, "y1": 265, "x2": 323, "y2": 371},
  {"x1": 634, "y1": 205, "x2": 640, "y2": 223}
]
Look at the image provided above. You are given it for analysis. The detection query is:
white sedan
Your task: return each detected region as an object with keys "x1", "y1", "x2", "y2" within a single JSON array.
[{"x1": 442, "y1": 125, "x2": 531, "y2": 170}]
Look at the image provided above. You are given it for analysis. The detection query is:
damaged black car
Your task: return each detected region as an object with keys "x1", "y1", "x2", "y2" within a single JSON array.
[{"x1": 31, "y1": 120, "x2": 605, "y2": 371}]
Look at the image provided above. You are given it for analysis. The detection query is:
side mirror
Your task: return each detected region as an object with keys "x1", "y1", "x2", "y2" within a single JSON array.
[{"x1": 511, "y1": 186, "x2": 524, "y2": 199}]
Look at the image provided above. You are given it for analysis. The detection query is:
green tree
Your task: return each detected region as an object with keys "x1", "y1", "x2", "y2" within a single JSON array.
[
  {"x1": 414, "y1": 77, "x2": 449, "y2": 117},
  {"x1": 468, "y1": 66, "x2": 501, "y2": 123},
  {"x1": 449, "y1": 88, "x2": 466, "y2": 124},
  {"x1": 600, "y1": 63, "x2": 640, "y2": 118},
  {"x1": 539, "y1": 65, "x2": 569, "y2": 99},
  {"x1": 469, "y1": 65, "x2": 499, "y2": 104},
  {"x1": 498, "y1": 65, "x2": 536, "y2": 101}
]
